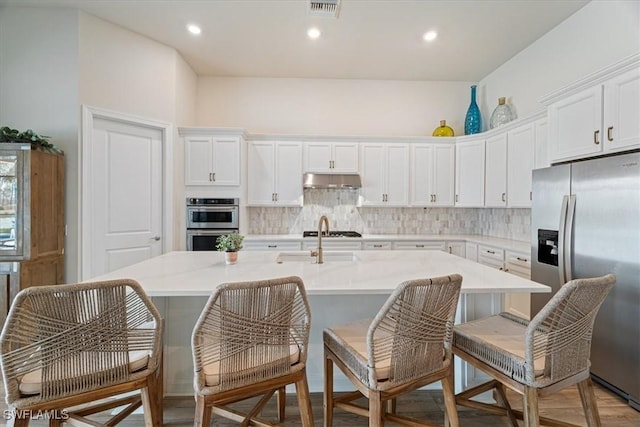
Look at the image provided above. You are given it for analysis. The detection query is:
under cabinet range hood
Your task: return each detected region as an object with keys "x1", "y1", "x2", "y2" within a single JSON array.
[{"x1": 303, "y1": 173, "x2": 362, "y2": 189}]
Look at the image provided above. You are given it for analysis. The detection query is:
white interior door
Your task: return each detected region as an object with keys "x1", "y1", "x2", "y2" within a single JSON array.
[{"x1": 84, "y1": 111, "x2": 166, "y2": 278}]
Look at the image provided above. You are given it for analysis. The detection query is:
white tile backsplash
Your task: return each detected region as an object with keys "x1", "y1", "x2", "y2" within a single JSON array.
[{"x1": 247, "y1": 189, "x2": 530, "y2": 241}]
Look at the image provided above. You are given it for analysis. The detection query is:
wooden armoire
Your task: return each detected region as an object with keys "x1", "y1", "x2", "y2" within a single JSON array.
[{"x1": 0, "y1": 143, "x2": 64, "y2": 325}]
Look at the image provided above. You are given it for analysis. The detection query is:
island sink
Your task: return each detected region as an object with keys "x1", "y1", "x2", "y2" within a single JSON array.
[{"x1": 276, "y1": 251, "x2": 358, "y2": 263}]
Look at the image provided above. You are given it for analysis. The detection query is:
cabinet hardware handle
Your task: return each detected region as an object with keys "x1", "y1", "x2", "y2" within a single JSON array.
[
  {"x1": 504, "y1": 268, "x2": 509, "y2": 272},
  {"x1": 416, "y1": 244, "x2": 425, "y2": 248},
  {"x1": 594, "y1": 130, "x2": 600, "y2": 145},
  {"x1": 152, "y1": 236, "x2": 161, "y2": 241},
  {"x1": 209, "y1": 173, "x2": 212, "y2": 181},
  {"x1": 455, "y1": 194, "x2": 459, "y2": 203},
  {"x1": 212, "y1": 172, "x2": 215, "y2": 182},
  {"x1": 607, "y1": 126, "x2": 613, "y2": 141},
  {"x1": 448, "y1": 246, "x2": 452, "y2": 254},
  {"x1": 275, "y1": 193, "x2": 278, "y2": 201},
  {"x1": 374, "y1": 244, "x2": 383, "y2": 248},
  {"x1": 501, "y1": 192, "x2": 506, "y2": 202},
  {"x1": 530, "y1": 191, "x2": 532, "y2": 201},
  {"x1": 433, "y1": 194, "x2": 436, "y2": 203},
  {"x1": 499, "y1": 267, "x2": 504, "y2": 271},
  {"x1": 271, "y1": 193, "x2": 275, "y2": 201},
  {"x1": 267, "y1": 245, "x2": 277, "y2": 248},
  {"x1": 486, "y1": 250, "x2": 495, "y2": 254},
  {"x1": 516, "y1": 257, "x2": 528, "y2": 262}
]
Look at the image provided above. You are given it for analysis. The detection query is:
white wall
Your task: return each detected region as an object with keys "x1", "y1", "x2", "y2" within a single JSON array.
[
  {"x1": 0, "y1": 6, "x2": 80, "y2": 282},
  {"x1": 196, "y1": 77, "x2": 474, "y2": 137},
  {"x1": 479, "y1": 0, "x2": 640, "y2": 124},
  {"x1": 78, "y1": 11, "x2": 198, "y2": 264}
]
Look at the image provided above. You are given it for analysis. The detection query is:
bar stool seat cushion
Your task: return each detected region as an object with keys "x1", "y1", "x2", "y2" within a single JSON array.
[
  {"x1": 454, "y1": 313, "x2": 546, "y2": 378},
  {"x1": 203, "y1": 343, "x2": 302, "y2": 386}
]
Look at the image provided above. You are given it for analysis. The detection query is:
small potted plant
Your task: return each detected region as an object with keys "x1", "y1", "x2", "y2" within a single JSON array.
[{"x1": 216, "y1": 233, "x2": 244, "y2": 265}]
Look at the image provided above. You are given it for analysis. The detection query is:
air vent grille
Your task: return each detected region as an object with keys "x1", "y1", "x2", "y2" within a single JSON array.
[{"x1": 309, "y1": 0, "x2": 341, "y2": 18}]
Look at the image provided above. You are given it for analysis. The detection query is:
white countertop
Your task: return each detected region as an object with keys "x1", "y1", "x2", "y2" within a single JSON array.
[
  {"x1": 244, "y1": 234, "x2": 531, "y2": 253},
  {"x1": 90, "y1": 250, "x2": 548, "y2": 297}
]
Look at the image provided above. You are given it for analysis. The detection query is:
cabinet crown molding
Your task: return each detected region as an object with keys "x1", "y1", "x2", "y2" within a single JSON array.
[{"x1": 540, "y1": 52, "x2": 640, "y2": 106}]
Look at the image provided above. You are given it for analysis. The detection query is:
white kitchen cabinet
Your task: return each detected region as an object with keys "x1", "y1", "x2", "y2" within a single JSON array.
[
  {"x1": 247, "y1": 141, "x2": 303, "y2": 206},
  {"x1": 507, "y1": 123, "x2": 535, "y2": 207},
  {"x1": 603, "y1": 68, "x2": 640, "y2": 153},
  {"x1": 455, "y1": 138, "x2": 485, "y2": 207},
  {"x1": 504, "y1": 250, "x2": 532, "y2": 319},
  {"x1": 547, "y1": 66, "x2": 640, "y2": 163},
  {"x1": 484, "y1": 133, "x2": 508, "y2": 207},
  {"x1": 363, "y1": 241, "x2": 392, "y2": 250},
  {"x1": 359, "y1": 143, "x2": 409, "y2": 206},
  {"x1": 303, "y1": 141, "x2": 359, "y2": 173},
  {"x1": 534, "y1": 118, "x2": 549, "y2": 169},
  {"x1": 392, "y1": 241, "x2": 445, "y2": 251},
  {"x1": 445, "y1": 241, "x2": 466, "y2": 258},
  {"x1": 243, "y1": 240, "x2": 302, "y2": 251},
  {"x1": 301, "y1": 240, "x2": 362, "y2": 251},
  {"x1": 184, "y1": 135, "x2": 240, "y2": 186},
  {"x1": 410, "y1": 144, "x2": 455, "y2": 206},
  {"x1": 477, "y1": 245, "x2": 504, "y2": 270},
  {"x1": 465, "y1": 242, "x2": 478, "y2": 262}
]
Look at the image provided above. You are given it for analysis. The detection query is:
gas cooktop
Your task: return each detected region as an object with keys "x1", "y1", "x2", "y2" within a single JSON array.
[{"x1": 303, "y1": 231, "x2": 362, "y2": 238}]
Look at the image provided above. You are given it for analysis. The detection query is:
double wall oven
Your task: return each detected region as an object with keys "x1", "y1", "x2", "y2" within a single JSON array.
[{"x1": 186, "y1": 198, "x2": 239, "y2": 251}]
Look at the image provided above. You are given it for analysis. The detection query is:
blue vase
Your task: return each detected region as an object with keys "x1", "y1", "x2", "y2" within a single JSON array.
[{"x1": 464, "y1": 85, "x2": 482, "y2": 135}]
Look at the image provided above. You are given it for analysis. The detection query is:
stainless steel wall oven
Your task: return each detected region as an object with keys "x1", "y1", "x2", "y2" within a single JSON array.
[{"x1": 186, "y1": 198, "x2": 239, "y2": 251}]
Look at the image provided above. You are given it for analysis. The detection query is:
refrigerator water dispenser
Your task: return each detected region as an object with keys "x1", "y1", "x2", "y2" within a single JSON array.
[{"x1": 537, "y1": 229, "x2": 559, "y2": 266}]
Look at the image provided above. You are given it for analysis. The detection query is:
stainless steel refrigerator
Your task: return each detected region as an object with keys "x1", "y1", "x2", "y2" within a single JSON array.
[{"x1": 531, "y1": 151, "x2": 640, "y2": 410}]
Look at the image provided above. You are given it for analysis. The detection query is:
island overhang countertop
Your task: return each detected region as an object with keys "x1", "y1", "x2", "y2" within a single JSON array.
[{"x1": 90, "y1": 250, "x2": 550, "y2": 296}]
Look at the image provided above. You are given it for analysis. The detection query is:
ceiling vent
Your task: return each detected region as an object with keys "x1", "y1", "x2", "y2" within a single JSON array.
[{"x1": 309, "y1": 0, "x2": 341, "y2": 18}]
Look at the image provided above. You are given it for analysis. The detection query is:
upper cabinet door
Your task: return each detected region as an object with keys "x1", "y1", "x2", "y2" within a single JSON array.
[
  {"x1": 603, "y1": 68, "x2": 640, "y2": 153},
  {"x1": 185, "y1": 135, "x2": 240, "y2": 186},
  {"x1": 385, "y1": 144, "x2": 409, "y2": 206},
  {"x1": 211, "y1": 136, "x2": 241, "y2": 186},
  {"x1": 507, "y1": 123, "x2": 535, "y2": 207},
  {"x1": 359, "y1": 143, "x2": 386, "y2": 206},
  {"x1": 247, "y1": 141, "x2": 276, "y2": 205},
  {"x1": 484, "y1": 133, "x2": 508, "y2": 207},
  {"x1": 184, "y1": 136, "x2": 214, "y2": 185},
  {"x1": 303, "y1": 142, "x2": 332, "y2": 172},
  {"x1": 455, "y1": 138, "x2": 485, "y2": 207},
  {"x1": 331, "y1": 142, "x2": 359, "y2": 173},
  {"x1": 303, "y1": 141, "x2": 358, "y2": 173},
  {"x1": 548, "y1": 86, "x2": 603, "y2": 162},
  {"x1": 410, "y1": 144, "x2": 433, "y2": 206},
  {"x1": 274, "y1": 142, "x2": 303, "y2": 206},
  {"x1": 431, "y1": 144, "x2": 455, "y2": 206}
]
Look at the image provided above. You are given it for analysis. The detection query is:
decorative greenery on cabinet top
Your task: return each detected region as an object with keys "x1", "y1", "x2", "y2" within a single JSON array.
[{"x1": 0, "y1": 126, "x2": 64, "y2": 154}]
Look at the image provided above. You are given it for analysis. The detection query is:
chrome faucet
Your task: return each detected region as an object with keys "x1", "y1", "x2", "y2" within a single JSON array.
[{"x1": 313, "y1": 215, "x2": 330, "y2": 264}]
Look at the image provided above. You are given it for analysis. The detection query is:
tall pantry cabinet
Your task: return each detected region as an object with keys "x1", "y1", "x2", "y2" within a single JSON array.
[{"x1": 0, "y1": 144, "x2": 64, "y2": 325}]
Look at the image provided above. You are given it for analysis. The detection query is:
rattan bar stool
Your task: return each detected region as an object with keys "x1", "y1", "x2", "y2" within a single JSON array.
[
  {"x1": 0, "y1": 279, "x2": 164, "y2": 426},
  {"x1": 191, "y1": 275, "x2": 313, "y2": 427},
  {"x1": 453, "y1": 274, "x2": 615, "y2": 427},
  {"x1": 323, "y1": 274, "x2": 463, "y2": 427}
]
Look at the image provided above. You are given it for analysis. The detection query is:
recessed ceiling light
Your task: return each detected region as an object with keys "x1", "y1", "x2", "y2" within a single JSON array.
[
  {"x1": 307, "y1": 27, "x2": 321, "y2": 40},
  {"x1": 423, "y1": 30, "x2": 438, "y2": 42},
  {"x1": 187, "y1": 24, "x2": 202, "y2": 35}
]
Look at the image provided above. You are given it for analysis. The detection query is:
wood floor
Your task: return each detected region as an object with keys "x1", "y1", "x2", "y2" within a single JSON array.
[{"x1": 1, "y1": 382, "x2": 638, "y2": 426}]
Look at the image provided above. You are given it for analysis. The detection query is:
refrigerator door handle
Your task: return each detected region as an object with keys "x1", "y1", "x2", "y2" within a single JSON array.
[
  {"x1": 565, "y1": 195, "x2": 577, "y2": 282},
  {"x1": 558, "y1": 195, "x2": 569, "y2": 285}
]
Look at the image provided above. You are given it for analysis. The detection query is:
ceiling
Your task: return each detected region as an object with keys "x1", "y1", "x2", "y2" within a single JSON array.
[{"x1": 2, "y1": 0, "x2": 590, "y2": 81}]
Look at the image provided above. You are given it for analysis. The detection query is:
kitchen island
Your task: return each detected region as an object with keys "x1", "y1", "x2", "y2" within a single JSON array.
[{"x1": 91, "y1": 250, "x2": 550, "y2": 394}]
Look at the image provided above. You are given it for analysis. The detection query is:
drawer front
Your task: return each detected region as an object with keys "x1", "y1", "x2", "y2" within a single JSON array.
[
  {"x1": 363, "y1": 242, "x2": 392, "y2": 250},
  {"x1": 302, "y1": 241, "x2": 362, "y2": 251},
  {"x1": 478, "y1": 245, "x2": 504, "y2": 261},
  {"x1": 506, "y1": 251, "x2": 531, "y2": 278},
  {"x1": 393, "y1": 241, "x2": 446, "y2": 250},
  {"x1": 243, "y1": 241, "x2": 301, "y2": 251}
]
